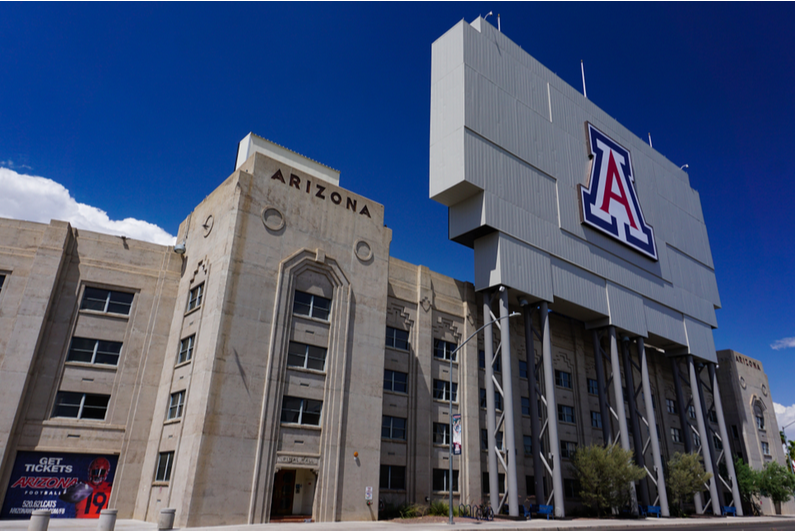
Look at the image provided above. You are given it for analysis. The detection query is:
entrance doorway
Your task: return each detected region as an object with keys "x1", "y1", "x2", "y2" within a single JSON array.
[
  {"x1": 270, "y1": 468, "x2": 316, "y2": 521},
  {"x1": 271, "y1": 470, "x2": 295, "y2": 517}
]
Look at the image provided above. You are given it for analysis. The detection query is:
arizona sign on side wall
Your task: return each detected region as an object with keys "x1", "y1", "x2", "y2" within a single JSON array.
[{"x1": 579, "y1": 123, "x2": 658, "y2": 261}]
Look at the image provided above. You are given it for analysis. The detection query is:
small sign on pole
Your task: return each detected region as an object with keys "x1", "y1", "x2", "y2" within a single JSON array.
[
  {"x1": 365, "y1": 486, "x2": 373, "y2": 501},
  {"x1": 452, "y1": 414, "x2": 462, "y2": 455}
]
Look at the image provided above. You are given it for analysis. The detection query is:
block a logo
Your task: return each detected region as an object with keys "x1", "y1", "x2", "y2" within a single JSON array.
[{"x1": 579, "y1": 123, "x2": 657, "y2": 260}]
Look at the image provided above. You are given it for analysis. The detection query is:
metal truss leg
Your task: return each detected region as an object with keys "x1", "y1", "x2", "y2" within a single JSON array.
[
  {"x1": 592, "y1": 331, "x2": 612, "y2": 444},
  {"x1": 498, "y1": 289, "x2": 519, "y2": 517},
  {"x1": 540, "y1": 302, "x2": 564, "y2": 518},
  {"x1": 672, "y1": 356, "x2": 703, "y2": 513},
  {"x1": 709, "y1": 363, "x2": 743, "y2": 516},
  {"x1": 522, "y1": 302, "x2": 544, "y2": 504},
  {"x1": 622, "y1": 337, "x2": 649, "y2": 507},
  {"x1": 608, "y1": 327, "x2": 637, "y2": 514},
  {"x1": 639, "y1": 339, "x2": 669, "y2": 516},
  {"x1": 688, "y1": 355, "x2": 721, "y2": 514},
  {"x1": 483, "y1": 291, "x2": 500, "y2": 511}
]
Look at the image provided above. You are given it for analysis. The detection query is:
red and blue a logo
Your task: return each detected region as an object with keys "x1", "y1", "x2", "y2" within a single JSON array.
[{"x1": 579, "y1": 123, "x2": 657, "y2": 260}]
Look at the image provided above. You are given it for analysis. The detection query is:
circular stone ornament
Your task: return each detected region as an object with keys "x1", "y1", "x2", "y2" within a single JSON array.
[
  {"x1": 762, "y1": 384, "x2": 768, "y2": 396},
  {"x1": 354, "y1": 239, "x2": 373, "y2": 262},
  {"x1": 740, "y1": 376, "x2": 746, "y2": 389},
  {"x1": 202, "y1": 215, "x2": 214, "y2": 237},
  {"x1": 262, "y1": 207, "x2": 285, "y2": 231}
]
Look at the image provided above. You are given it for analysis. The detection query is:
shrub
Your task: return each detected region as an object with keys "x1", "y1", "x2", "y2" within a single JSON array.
[
  {"x1": 427, "y1": 500, "x2": 458, "y2": 516},
  {"x1": 759, "y1": 461, "x2": 795, "y2": 505},
  {"x1": 667, "y1": 452, "x2": 712, "y2": 514},
  {"x1": 399, "y1": 503, "x2": 427, "y2": 518},
  {"x1": 571, "y1": 443, "x2": 646, "y2": 516}
]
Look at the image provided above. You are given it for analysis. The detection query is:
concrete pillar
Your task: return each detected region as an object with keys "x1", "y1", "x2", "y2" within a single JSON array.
[
  {"x1": 688, "y1": 355, "x2": 721, "y2": 515},
  {"x1": 498, "y1": 289, "x2": 519, "y2": 517},
  {"x1": 622, "y1": 338, "x2": 649, "y2": 507},
  {"x1": 483, "y1": 291, "x2": 499, "y2": 511},
  {"x1": 158, "y1": 508, "x2": 176, "y2": 530},
  {"x1": 609, "y1": 327, "x2": 637, "y2": 513},
  {"x1": 709, "y1": 363, "x2": 743, "y2": 516},
  {"x1": 671, "y1": 356, "x2": 703, "y2": 513},
  {"x1": 97, "y1": 509, "x2": 118, "y2": 531},
  {"x1": 540, "y1": 302, "x2": 564, "y2": 517},
  {"x1": 27, "y1": 510, "x2": 50, "y2": 531},
  {"x1": 639, "y1": 339, "x2": 669, "y2": 516},
  {"x1": 523, "y1": 302, "x2": 544, "y2": 503},
  {"x1": 591, "y1": 331, "x2": 612, "y2": 444}
]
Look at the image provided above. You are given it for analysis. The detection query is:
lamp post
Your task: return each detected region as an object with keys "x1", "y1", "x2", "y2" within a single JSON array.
[{"x1": 448, "y1": 310, "x2": 521, "y2": 524}]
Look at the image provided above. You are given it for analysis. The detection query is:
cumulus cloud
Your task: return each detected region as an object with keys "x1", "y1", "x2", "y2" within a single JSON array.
[
  {"x1": 771, "y1": 337, "x2": 795, "y2": 351},
  {"x1": 774, "y1": 403, "x2": 795, "y2": 440},
  {"x1": 0, "y1": 167, "x2": 175, "y2": 246}
]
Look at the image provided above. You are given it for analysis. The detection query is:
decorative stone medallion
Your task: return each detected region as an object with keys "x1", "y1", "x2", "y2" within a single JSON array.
[{"x1": 262, "y1": 207, "x2": 285, "y2": 231}]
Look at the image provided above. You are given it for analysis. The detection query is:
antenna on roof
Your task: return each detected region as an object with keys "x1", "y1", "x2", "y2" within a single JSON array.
[
  {"x1": 580, "y1": 60, "x2": 587, "y2": 99},
  {"x1": 648, "y1": 133, "x2": 653, "y2": 148},
  {"x1": 497, "y1": 13, "x2": 501, "y2": 31}
]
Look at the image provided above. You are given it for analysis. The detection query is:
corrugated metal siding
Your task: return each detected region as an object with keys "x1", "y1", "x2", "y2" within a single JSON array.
[
  {"x1": 684, "y1": 316, "x2": 718, "y2": 363},
  {"x1": 430, "y1": 20, "x2": 465, "y2": 85},
  {"x1": 551, "y1": 257, "x2": 608, "y2": 316},
  {"x1": 644, "y1": 298, "x2": 687, "y2": 347},
  {"x1": 497, "y1": 233, "x2": 553, "y2": 302},
  {"x1": 606, "y1": 282, "x2": 648, "y2": 337},
  {"x1": 474, "y1": 231, "x2": 501, "y2": 290}
]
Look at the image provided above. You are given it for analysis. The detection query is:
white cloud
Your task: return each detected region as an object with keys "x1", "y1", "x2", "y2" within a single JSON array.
[
  {"x1": 0, "y1": 167, "x2": 175, "y2": 246},
  {"x1": 771, "y1": 337, "x2": 795, "y2": 350},
  {"x1": 774, "y1": 402, "x2": 795, "y2": 440}
]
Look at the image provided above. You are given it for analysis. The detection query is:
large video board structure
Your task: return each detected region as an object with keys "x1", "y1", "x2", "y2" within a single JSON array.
[{"x1": 430, "y1": 18, "x2": 739, "y2": 518}]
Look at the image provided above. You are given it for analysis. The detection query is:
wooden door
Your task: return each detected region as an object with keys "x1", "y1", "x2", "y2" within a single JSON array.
[{"x1": 271, "y1": 470, "x2": 296, "y2": 516}]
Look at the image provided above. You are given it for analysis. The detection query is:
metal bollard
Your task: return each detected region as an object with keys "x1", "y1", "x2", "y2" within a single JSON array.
[
  {"x1": 158, "y1": 508, "x2": 176, "y2": 530},
  {"x1": 28, "y1": 509, "x2": 50, "y2": 531},
  {"x1": 97, "y1": 508, "x2": 118, "y2": 531}
]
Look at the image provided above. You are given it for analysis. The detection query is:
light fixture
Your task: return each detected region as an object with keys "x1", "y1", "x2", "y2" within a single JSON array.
[
  {"x1": 174, "y1": 241, "x2": 186, "y2": 255},
  {"x1": 679, "y1": 164, "x2": 689, "y2": 170}
]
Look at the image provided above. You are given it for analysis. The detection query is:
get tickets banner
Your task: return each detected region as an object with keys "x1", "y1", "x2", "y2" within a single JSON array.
[{"x1": 1, "y1": 451, "x2": 118, "y2": 519}]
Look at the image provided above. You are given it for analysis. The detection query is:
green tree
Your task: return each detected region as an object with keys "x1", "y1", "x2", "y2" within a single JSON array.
[
  {"x1": 734, "y1": 457, "x2": 761, "y2": 514},
  {"x1": 571, "y1": 443, "x2": 646, "y2": 517},
  {"x1": 666, "y1": 452, "x2": 712, "y2": 515},
  {"x1": 787, "y1": 441, "x2": 795, "y2": 473},
  {"x1": 759, "y1": 461, "x2": 795, "y2": 505}
]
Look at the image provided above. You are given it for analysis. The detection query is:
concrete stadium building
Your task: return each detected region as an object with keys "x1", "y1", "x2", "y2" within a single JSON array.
[{"x1": 0, "y1": 18, "x2": 789, "y2": 527}]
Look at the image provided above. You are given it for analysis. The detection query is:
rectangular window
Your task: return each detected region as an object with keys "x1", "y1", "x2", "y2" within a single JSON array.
[
  {"x1": 432, "y1": 468, "x2": 459, "y2": 492},
  {"x1": 558, "y1": 405, "x2": 575, "y2": 424},
  {"x1": 67, "y1": 338, "x2": 122, "y2": 366},
  {"x1": 287, "y1": 341, "x2": 327, "y2": 371},
  {"x1": 155, "y1": 451, "x2": 174, "y2": 482},
  {"x1": 479, "y1": 388, "x2": 502, "y2": 410},
  {"x1": 433, "y1": 380, "x2": 457, "y2": 402},
  {"x1": 81, "y1": 287, "x2": 134, "y2": 315},
  {"x1": 666, "y1": 399, "x2": 677, "y2": 414},
  {"x1": 178, "y1": 335, "x2": 195, "y2": 364},
  {"x1": 708, "y1": 410, "x2": 718, "y2": 423},
  {"x1": 167, "y1": 391, "x2": 185, "y2": 420},
  {"x1": 564, "y1": 478, "x2": 580, "y2": 499},
  {"x1": 732, "y1": 425, "x2": 740, "y2": 439},
  {"x1": 671, "y1": 427, "x2": 682, "y2": 443},
  {"x1": 433, "y1": 339, "x2": 457, "y2": 362},
  {"x1": 385, "y1": 326, "x2": 409, "y2": 350},
  {"x1": 693, "y1": 432, "x2": 701, "y2": 447},
  {"x1": 382, "y1": 415, "x2": 406, "y2": 440},
  {"x1": 587, "y1": 378, "x2": 599, "y2": 395},
  {"x1": 713, "y1": 434, "x2": 723, "y2": 451},
  {"x1": 380, "y1": 465, "x2": 406, "y2": 490},
  {"x1": 280, "y1": 396, "x2": 322, "y2": 426},
  {"x1": 688, "y1": 404, "x2": 696, "y2": 419},
  {"x1": 480, "y1": 429, "x2": 503, "y2": 450},
  {"x1": 521, "y1": 397, "x2": 531, "y2": 416},
  {"x1": 383, "y1": 369, "x2": 408, "y2": 393},
  {"x1": 0, "y1": 274, "x2": 5, "y2": 294},
  {"x1": 590, "y1": 411, "x2": 602, "y2": 428},
  {"x1": 523, "y1": 435, "x2": 533, "y2": 456},
  {"x1": 52, "y1": 392, "x2": 110, "y2": 420},
  {"x1": 555, "y1": 370, "x2": 572, "y2": 389},
  {"x1": 762, "y1": 442, "x2": 771, "y2": 456},
  {"x1": 482, "y1": 472, "x2": 505, "y2": 494},
  {"x1": 560, "y1": 440, "x2": 577, "y2": 459},
  {"x1": 434, "y1": 422, "x2": 450, "y2": 445},
  {"x1": 756, "y1": 415, "x2": 765, "y2": 430},
  {"x1": 519, "y1": 360, "x2": 528, "y2": 378},
  {"x1": 186, "y1": 284, "x2": 203, "y2": 312},
  {"x1": 293, "y1": 290, "x2": 331, "y2": 320}
]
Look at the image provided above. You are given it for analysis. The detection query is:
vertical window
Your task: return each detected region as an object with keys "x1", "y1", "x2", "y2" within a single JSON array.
[
  {"x1": 52, "y1": 392, "x2": 110, "y2": 420},
  {"x1": 383, "y1": 369, "x2": 408, "y2": 393},
  {"x1": 167, "y1": 391, "x2": 185, "y2": 420},
  {"x1": 671, "y1": 428, "x2": 682, "y2": 443},
  {"x1": 432, "y1": 469, "x2": 459, "y2": 492},
  {"x1": 385, "y1": 326, "x2": 410, "y2": 350},
  {"x1": 433, "y1": 380, "x2": 457, "y2": 402},
  {"x1": 280, "y1": 396, "x2": 322, "y2": 425},
  {"x1": 482, "y1": 472, "x2": 505, "y2": 494},
  {"x1": 564, "y1": 479, "x2": 580, "y2": 498},
  {"x1": 480, "y1": 429, "x2": 503, "y2": 450},
  {"x1": 587, "y1": 378, "x2": 599, "y2": 395},
  {"x1": 666, "y1": 399, "x2": 677, "y2": 414},
  {"x1": 519, "y1": 360, "x2": 528, "y2": 378},
  {"x1": 713, "y1": 434, "x2": 723, "y2": 451},
  {"x1": 521, "y1": 397, "x2": 531, "y2": 416},
  {"x1": 433, "y1": 340, "x2": 457, "y2": 361},
  {"x1": 762, "y1": 442, "x2": 771, "y2": 456},
  {"x1": 756, "y1": 415, "x2": 765, "y2": 430},
  {"x1": 478, "y1": 350, "x2": 503, "y2": 371},
  {"x1": 479, "y1": 388, "x2": 502, "y2": 410},
  {"x1": 67, "y1": 338, "x2": 122, "y2": 366},
  {"x1": 560, "y1": 441, "x2": 577, "y2": 459},
  {"x1": 555, "y1": 370, "x2": 572, "y2": 389},
  {"x1": 380, "y1": 465, "x2": 406, "y2": 490},
  {"x1": 434, "y1": 423, "x2": 450, "y2": 445},
  {"x1": 81, "y1": 287, "x2": 134, "y2": 315},
  {"x1": 708, "y1": 410, "x2": 718, "y2": 423},
  {"x1": 155, "y1": 452, "x2": 174, "y2": 482},
  {"x1": 558, "y1": 405, "x2": 575, "y2": 424},
  {"x1": 178, "y1": 335, "x2": 195, "y2": 364},
  {"x1": 732, "y1": 425, "x2": 740, "y2": 439},
  {"x1": 186, "y1": 284, "x2": 203, "y2": 312},
  {"x1": 382, "y1": 416, "x2": 406, "y2": 440},
  {"x1": 293, "y1": 291, "x2": 331, "y2": 320},
  {"x1": 523, "y1": 435, "x2": 533, "y2": 456},
  {"x1": 590, "y1": 411, "x2": 602, "y2": 428},
  {"x1": 0, "y1": 274, "x2": 5, "y2": 294},
  {"x1": 287, "y1": 341, "x2": 327, "y2": 371},
  {"x1": 687, "y1": 405, "x2": 696, "y2": 419},
  {"x1": 693, "y1": 432, "x2": 701, "y2": 447}
]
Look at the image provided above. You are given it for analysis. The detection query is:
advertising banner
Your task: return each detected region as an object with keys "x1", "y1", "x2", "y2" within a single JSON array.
[
  {"x1": 1, "y1": 451, "x2": 118, "y2": 519},
  {"x1": 452, "y1": 414, "x2": 462, "y2": 455}
]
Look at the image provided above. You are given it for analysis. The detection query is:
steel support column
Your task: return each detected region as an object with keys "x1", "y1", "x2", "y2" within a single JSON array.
[
  {"x1": 499, "y1": 289, "x2": 519, "y2": 517},
  {"x1": 608, "y1": 327, "x2": 637, "y2": 513},
  {"x1": 523, "y1": 303, "x2": 544, "y2": 503},
  {"x1": 709, "y1": 363, "x2": 743, "y2": 515},
  {"x1": 671, "y1": 356, "x2": 703, "y2": 513},
  {"x1": 696, "y1": 362, "x2": 723, "y2": 508},
  {"x1": 592, "y1": 331, "x2": 612, "y2": 444},
  {"x1": 483, "y1": 291, "x2": 500, "y2": 511},
  {"x1": 688, "y1": 355, "x2": 721, "y2": 514},
  {"x1": 639, "y1": 339, "x2": 669, "y2": 516},
  {"x1": 622, "y1": 338, "x2": 649, "y2": 507},
  {"x1": 540, "y1": 302, "x2": 564, "y2": 517}
]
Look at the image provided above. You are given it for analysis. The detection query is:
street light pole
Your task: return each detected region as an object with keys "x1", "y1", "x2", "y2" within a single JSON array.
[{"x1": 449, "y1": 309, "x2": 521, "y2": 524}]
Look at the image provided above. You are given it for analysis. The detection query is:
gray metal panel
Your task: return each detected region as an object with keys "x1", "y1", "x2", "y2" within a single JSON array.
[
  {"x1": 643, "y1": 298, "x2": 687, "y2": 347},
  {"x1": 474, "y1": 231, "x2": 501, "y2": 289},
  {"x1": 667, "y1": 245, "x2": 721, "y2": 307},
  {"x1": 684, "y1": 316, "x2": 718, "y2": 363},
  {"x1": 474, "y1": 232, "x2": 553, "y2": 302},
  {"x1": 448, "y1": 192, "x2": 485, "y2": 241},
  {"x1": 550, "y1": 258, "x2": 608, "y2": 316},
  {"x1": 606, "y1": 282, "x2": 648, "y2": 337}
]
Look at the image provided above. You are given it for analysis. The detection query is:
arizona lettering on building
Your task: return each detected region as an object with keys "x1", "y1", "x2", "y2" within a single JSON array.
[{"x1": 270, "y1": 169, "x2": 371, "y2": 218}]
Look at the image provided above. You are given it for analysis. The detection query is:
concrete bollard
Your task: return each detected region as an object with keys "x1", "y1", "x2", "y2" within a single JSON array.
[
  {"x1": 97, "y1": 509, "x2": 118, "y2": 531},
  {"x1": 28, "y1": 509, "x2": 50, "y2": 531},
  {"x1": 158, "y1": 508, "x2": 176, "y2": 530}
]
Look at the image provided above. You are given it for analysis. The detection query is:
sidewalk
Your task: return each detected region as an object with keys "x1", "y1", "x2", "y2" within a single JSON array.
[{"x1": 1, "y1": 515, "x2": 794, "y2": 531}]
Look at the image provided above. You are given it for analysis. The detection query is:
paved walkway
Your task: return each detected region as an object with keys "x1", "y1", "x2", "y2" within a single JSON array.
[{"x1": 1, "y1": 515, "x2": 794, "y2": 531}]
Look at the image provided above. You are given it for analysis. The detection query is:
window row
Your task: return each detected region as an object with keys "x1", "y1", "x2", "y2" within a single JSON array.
[{"x1": 378, "y1": 466, "x2": 459, "y2": 492}]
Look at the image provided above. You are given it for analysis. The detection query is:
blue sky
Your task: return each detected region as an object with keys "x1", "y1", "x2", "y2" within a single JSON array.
[{"x1": 2, "y1": 3, "x2": 795, "y2": 431}]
